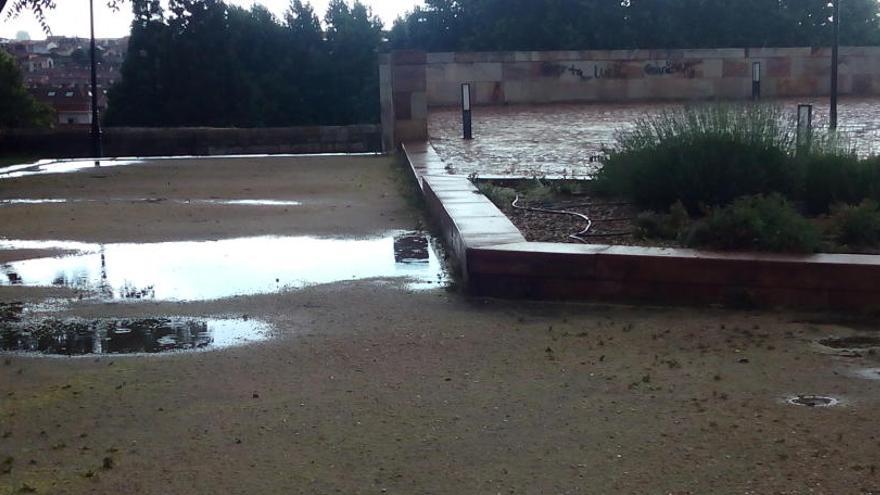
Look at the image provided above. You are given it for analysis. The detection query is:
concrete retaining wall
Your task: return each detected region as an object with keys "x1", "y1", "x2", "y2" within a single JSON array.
[
  {"x1": 381, "y1": 47, "x2": 880, "y2": 148},
  {"x1": 424, "y1": 47, "x2": 880, "y2": 107},
  {"x1": 1, "y1": 125, "x2": 382, "y2": 159}
]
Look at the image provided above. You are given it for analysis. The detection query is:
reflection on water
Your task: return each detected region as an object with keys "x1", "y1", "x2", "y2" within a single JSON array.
[
  {"x1": 0, "y1": 312, "x2": 270, "y2": 356},
  {"x1": 0, "y1": 159, "x2": 142, "y2": 179},
  {"x1": 0, "y1": 232, "x2": 447, "y2": 301},
  {"x1": 0, "y1": 198, "x2": 303, "y2": 207},
  {"x1": 429, "y1": 98, "x2": 880, "y2": 177}
]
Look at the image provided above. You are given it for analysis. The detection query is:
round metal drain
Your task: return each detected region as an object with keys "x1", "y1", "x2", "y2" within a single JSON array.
[
  {"x1": 818, "y1": 336, "x2": 880, "y2": 350},
  {"x1": 787, "y1": 395, "x2": 840, "y2": 408}
]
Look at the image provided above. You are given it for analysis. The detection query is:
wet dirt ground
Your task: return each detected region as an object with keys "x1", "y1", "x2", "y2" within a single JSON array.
[{"x1": 1, "y1": 155, "x2": 880, "y2": 494}]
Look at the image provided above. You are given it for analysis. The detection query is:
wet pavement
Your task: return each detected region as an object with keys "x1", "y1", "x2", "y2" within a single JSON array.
[
  {"x1": 0, "y1": 232, "x2": 447, "y2": 301},
  {"x1": 429, "y1": 97, "x2": 880, "y2": 177}
]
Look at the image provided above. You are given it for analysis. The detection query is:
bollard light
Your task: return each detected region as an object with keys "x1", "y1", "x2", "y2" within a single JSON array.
[
  {"x1": 461, "y1": 83, "x2": 473, "y2": 140},
  {"x1": 752, "y1": 62, "x2": 761, "y2": 100},
  {"x1": 797, "y1": 104, "x2": 814, "y2": 152}
]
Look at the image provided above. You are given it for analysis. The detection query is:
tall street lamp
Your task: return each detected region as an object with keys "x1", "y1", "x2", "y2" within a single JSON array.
[
  {"x1": 89, "y1": 0, "x2": 103, "y2": 163},
  {"x1": 830, "y1": 0, "x2": 841, "y2": 130}
]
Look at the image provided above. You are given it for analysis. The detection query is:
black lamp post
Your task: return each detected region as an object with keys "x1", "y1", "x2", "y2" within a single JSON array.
[
  {"x1": 830, "y1": 0, "x2": 840, "y2": 130},
  {"x1": 89, "y1": 0, "x2": 103, "y2": 164}
]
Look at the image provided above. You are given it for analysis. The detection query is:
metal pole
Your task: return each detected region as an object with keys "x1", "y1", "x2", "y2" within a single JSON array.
[
  {"x1": 462, "y1": 83, "x2": 473, "y2": 140},
  {"x1": 830, "y1": 0, "x2": 840, "y2": 130},
  {"x1": 89, "y1": 0, "x2": 103, "y2": 164}
]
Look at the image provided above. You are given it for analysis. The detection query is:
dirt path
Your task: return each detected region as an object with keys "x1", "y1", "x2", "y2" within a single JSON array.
[
  {"x1": 0, "y1": 155, "x2": 421, "y2": 242},
  {"x1": 1, "y1": 156, "x2": 878, "y2": 494}
]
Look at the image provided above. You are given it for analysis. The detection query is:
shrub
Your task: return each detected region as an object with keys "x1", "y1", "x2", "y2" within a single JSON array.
[
  {"x1": 828, "y1": 200, "x2": 880, "y2": 248},
  {"x1": 635, "y1": 201, "x2": 691, "y2": 241},
  {"x1": 596, "y1": 104, "x2": 798, "y2": 211},
  {"x1": 685, "y1": 194, "x2": 820, "y2": 253},
  {"x1": 798, "y1": 152, "x2": 880, "y2": 214},
  {"x1": 476, "y1": 182, "x2": 517, "y2": 209}
]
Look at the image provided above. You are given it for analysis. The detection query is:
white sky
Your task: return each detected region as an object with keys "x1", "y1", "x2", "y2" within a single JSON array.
[{"x1": 0, "y1": 0, "x2": 423, "y2": 40}]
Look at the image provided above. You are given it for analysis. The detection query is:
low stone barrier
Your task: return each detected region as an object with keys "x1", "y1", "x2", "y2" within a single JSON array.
[{"x1": 0, "y1": 125, "x2": 382, "y2": 158}]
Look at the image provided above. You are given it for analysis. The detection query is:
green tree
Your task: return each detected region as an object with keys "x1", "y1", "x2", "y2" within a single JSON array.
[
  {"x1": 0, "y1": 50, "x2": 53, "y2": 128},
  {"x1": 390, "y1": 0, "x2": 880, "y2": 51},
  {"x1": 323, "y1": 0, "x2": 384, "y2": 124}
]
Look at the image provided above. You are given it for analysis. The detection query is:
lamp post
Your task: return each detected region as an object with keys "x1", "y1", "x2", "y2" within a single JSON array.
[
  {"x1": 830, "y1": 0, "x2": 840, "y2": 130},
  {"x1": 89, "y1": 0, "x2": 103, "y2": 164}
]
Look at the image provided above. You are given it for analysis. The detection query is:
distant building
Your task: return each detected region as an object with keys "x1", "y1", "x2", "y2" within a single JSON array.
[
  {"x1": 2, "y1": 36, "x2": 128, "y2": 127},
  {"x1": 30, "y1": 86, "x2": 97, "y2": 126}
]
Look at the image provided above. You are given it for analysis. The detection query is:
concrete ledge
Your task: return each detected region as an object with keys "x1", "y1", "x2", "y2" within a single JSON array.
[
  {"x1": 468, "y1": 243, "x2": 880, "y2": 309},
  {"x1": 403, "y1": 142, "x2": 880, "y2": 309},
  {"x1": 401, "y1": 142, "x2": 448, "y2": 190},
  {"x1": 421, "y1": 174, "x2": 525, "y2": 277}
]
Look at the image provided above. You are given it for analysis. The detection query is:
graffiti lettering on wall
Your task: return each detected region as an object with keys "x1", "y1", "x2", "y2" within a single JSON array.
[
  {"x1": 643, "y1": 60, "x2": 700, "y2": 78},
  {"x1": 541, "y1": 62, "x2": 626, "y2": 81}
]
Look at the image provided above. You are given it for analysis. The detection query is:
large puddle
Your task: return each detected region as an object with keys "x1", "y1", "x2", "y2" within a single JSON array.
[
  {"x1": 0, "y1": 304, "x2": 270, "y2": 356},
  {"x1": 0, "y1": 153, "x2": 381, "y2": 180},
  {"x1": 0, "y1": 198, "x2": 302, "y2": 207},
  {"x1": 0, "y1": 232, "x2": 447, "y2": 301},
  {"x1": 0, "y1": 158, "x2": 142, "y2": 179},
  {"x1": 430, "y1": 97, "x2": 880, "y2": 177}
]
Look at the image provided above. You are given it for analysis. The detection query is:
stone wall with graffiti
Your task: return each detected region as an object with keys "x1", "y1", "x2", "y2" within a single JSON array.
[{"x1": 419, "y1": 47, "x2": 880, "y2": 107}]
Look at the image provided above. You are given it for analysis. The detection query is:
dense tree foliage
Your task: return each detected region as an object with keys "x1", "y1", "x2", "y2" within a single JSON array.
[
  {"x1": 390, "y1": 0, "x2": 880, "y2": 52},
  {"x1": 104, "y1": 0, "x2": 382, "y2": 127},
  {"x1": 0, "y1": 50, "x2": 53, "y2": 128}
]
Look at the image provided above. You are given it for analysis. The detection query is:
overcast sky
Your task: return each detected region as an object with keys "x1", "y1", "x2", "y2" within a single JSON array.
[{"x1": 0, "y1": 0, "x2": 423, "y2": 40}]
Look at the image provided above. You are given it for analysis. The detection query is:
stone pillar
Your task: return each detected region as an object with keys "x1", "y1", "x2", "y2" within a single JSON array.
[
  {"x1": 379, "y1": 50, "x2": 428, "y2": 152},
  {"x1": 378, "y1": 54, "x2": 396, "y2": 153}
]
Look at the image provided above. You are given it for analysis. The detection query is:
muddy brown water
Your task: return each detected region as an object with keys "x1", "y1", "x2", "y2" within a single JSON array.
[{"x1": 429, "y1": 97, "x2": 880, "y2": 177}]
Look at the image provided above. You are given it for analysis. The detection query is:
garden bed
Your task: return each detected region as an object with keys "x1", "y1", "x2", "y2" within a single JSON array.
[{"x1": 476, "y1": 177, "x2": 880, "y2": 256}]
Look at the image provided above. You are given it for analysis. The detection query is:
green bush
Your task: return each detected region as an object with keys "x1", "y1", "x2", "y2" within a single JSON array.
[
  {"x1": 799, "y1": 153, "x2": 880, "y2": 214},
  {"x1": 635, "y1": 201, "x2": 691, "y2": 241},
  {"x1": 828, "y1": 200, "x2": 880, "y2": 248},
  {"x1": 596, "y1": 104, "x2": 797, "y2": 211},
  {"x1": 686, "y1": 194, "x2": 820, "y2": 253}
]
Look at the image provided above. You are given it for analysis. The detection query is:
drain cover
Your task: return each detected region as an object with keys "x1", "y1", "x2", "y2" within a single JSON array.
[{"x1": 787, "y1": 395, "x2": 840, "y2": 408}]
